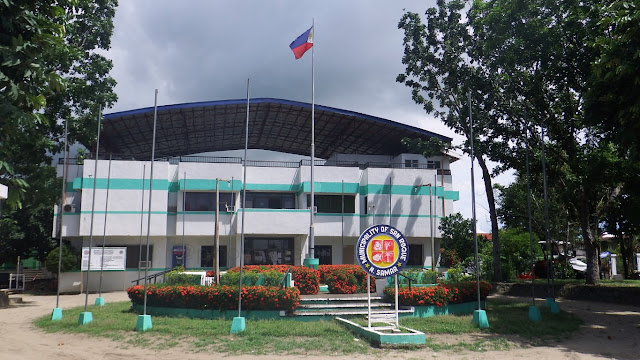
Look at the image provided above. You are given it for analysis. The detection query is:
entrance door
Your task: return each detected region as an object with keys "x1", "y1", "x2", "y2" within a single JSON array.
[
  {"x1": 315, "y1": 245, "x2": 332, "y2": 265},
  {"x1": 342, "y1": 245, "x2": 354, "y2": 264}
]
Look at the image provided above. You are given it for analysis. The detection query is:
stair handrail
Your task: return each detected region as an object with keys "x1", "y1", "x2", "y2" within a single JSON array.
[
  {"x1": 280, "y1": 266, "x2": 292, "y2": 288},
  {"x1": 397, "y1": 272, "x2": 417, "y2": 291},
  {"x1": 131, "y1": 268, "x2": 172, "y2": 285}
]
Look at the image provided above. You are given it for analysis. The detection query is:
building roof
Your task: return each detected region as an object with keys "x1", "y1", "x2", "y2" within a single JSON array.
[{"x1": 101, "y1": 98, "x2": 452, "y2": 159}]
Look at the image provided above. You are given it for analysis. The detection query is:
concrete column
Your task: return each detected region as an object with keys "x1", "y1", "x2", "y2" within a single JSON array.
[{"x1": 610, "y1": 254, "x2": 617, "y2": 276}]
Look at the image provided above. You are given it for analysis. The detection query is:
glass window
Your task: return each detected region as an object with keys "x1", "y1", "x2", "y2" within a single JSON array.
[
  {"x1": 315, "y1": 245, "x2": 332, "y2": 265},
  {"x1": 405, "y1": 159, "x2": 418, "y2": 168},
  {"x1": 201, "y1": 245, "x2": 228, "y2": 268},
  {"x1": 121, "y1": 245, "x2": 153, "y2": 269},
  {"x1": 244, "y1": 192, "x2": 295, "y2": 209},
  {"x1": 427, "y1": 160, "x2": 441, "y2": 169},
  {"x1": 307, "y1": 194, "x2": 355, "y2": 213},
  {"x1": 185, "y1": 192, "x2": 236, "y2": 211},
  {"x1": 407, "y1": 244, "x2": 423, "y2": 266},
  {"x1": 244, "y1": 238, "x2": 294, "y2": 265}
]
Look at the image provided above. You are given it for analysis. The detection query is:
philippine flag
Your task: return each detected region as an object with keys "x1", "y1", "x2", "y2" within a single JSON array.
[{"x1": 289, "y1": 26, "x2": 313, "y2": 59}]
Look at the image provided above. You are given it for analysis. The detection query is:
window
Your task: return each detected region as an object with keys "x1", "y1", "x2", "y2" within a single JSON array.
[
  {"x1": 185, "y1": 192, "x2": 236, "y2": 211},
  {"x1": 407, "y1": 244, "x2": 423, "y2": 266},
  {"x1": 201, "y1": 245, "x2": 227, "y2": 268},
  {"x1": 244, "y1": 238, "x2": 294, "y2": 265},
  {"x1": 244, "y1": 192, "x2": 295, "y2": 209},
  {"x1": 315, "y1": 245, "x2": 332, "y2": 265},
  {"x1": 427, "y1": 160, "x2": 441, "y2": 169},
  {"x1": 306, "y1": 194, "x2": 355, "y2": 213},
  {"x1": 405, "y1": 159, "x2": 418, "y2": 168},
  {"x1": 122, "y1": 245, "x2": 153, "y2": 269}
]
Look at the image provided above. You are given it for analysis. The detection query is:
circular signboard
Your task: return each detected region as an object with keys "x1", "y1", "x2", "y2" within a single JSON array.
[{"x1": 356, "y1": 224, "x2": 409, "y2": 278}]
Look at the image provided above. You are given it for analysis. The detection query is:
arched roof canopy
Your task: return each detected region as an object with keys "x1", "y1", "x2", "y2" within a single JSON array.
[{"x1": 100, "y1": 98, "x2": 452, "y2": 159}]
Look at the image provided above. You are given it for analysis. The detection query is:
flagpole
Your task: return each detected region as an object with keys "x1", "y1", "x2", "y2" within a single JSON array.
[
  {"x1": 231, "y1": 78, "x2": 250, "y2": 334},
  {"x1": 309, "y1": 18, "x2": 316, "y2": 262},
  {"x1": 136, "y1": 89, "x2": 158, "y2": 332},
  {"x1": 79, "y1": 105, "x2": 101, "y2": 325}
]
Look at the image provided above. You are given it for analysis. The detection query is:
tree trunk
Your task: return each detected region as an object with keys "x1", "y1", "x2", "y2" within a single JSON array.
[
  {"x1": 578, "y1": 186, "x2": 600, "y2": 285},
  {"x1": 476, "y1": 155, "x2": 502, "y2": 281}
]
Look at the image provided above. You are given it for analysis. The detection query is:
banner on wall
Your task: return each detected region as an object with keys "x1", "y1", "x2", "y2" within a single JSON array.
[{"x1": 81, "y1": 247, "x2": 126, "y2": 271}]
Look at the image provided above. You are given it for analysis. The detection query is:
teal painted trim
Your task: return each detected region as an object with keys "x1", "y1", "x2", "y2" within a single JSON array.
[
  {"x1": 298, "y1": 182, "x2": 359, "y2": 195},
  {"x1": 409, "y1": 301, "x2": 485, "y2": 318},
  {"x1": 316, "y1": 213, "x2": 359, "y2": 217},
  {"x1": 72, "y1": 177, "x2": 83, "y2": 190},
  {"x1": 66, "y1": 181, "x2": 75, "y2": 192},
  {"x1": 337, "y1": 318, "x2": 425, "y2": 346},
  {"x1": 177, "y1": 211, "x2": 235, "y2": 215},
  {"x1": 244, "y1": 208, "x2": 308, "y2": 213},
  {"x1": 79, "y1": 210, "x2": 167, "y2": 215},
  {"x1": 444, "y1": 190, "x2": 459, "y2": 201},
  {"x1": 131, "y1": 304, "x2": 283, "y2": 320},
  {"x1": 180, "y1": 179, "x2": 243, "y2": 191},
  {"x1": 360, "y1": 213, "x2": 440, "y2": 218},
  {"x1": 246, "y1": 183, "x2": 299, "y2": 192}
]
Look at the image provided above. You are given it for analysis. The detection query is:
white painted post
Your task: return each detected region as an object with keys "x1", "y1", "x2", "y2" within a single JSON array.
[
  {"x1": 636, "y1": 253, "x2": 640, "y2": 272},
  {"x1": 610, "y1": 254, "x2": 617, "y2": 277}
]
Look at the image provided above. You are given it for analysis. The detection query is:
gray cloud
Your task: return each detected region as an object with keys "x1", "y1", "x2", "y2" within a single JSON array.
[{"x1": 104, "y1": 0, "x2": 511, "y2": 231}]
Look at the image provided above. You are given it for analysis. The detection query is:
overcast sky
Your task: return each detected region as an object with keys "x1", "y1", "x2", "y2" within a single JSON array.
[{"x1": 103, "y1": 0, "x2": 513, "y2": 232}]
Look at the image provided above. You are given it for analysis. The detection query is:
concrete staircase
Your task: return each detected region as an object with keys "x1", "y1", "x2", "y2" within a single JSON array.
[{"x1": 288, "y1": 294, "x2": 413, "y2": 319}]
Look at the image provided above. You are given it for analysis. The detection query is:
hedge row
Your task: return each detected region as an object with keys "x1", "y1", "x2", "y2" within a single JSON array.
[
  {"x1": 127, "y1": 284, "x2": 300, "y2": 311},
  {"x1": 318, "y1": 264, "x2": 376, "y2": 294},
  {"x1": 226, "y1": 265, "x2": 320, "y2": 295},
  {"x1": 383, "y1": 281, "x2": 492, "y2": 307}
]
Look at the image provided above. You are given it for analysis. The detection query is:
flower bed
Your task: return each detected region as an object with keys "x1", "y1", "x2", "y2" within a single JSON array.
[
  {"x1": 127, "y1": 284, "x2": 300, "y2": 311},
  {"x1": 383, "y1": 281, "x2": 491, "y2": 307},
  {"x1": 226, "y1": 265, "x2": 320, "y2": 295},
  {"x1": 318, "y1": 264, "x2": 376, "y2": 294}
]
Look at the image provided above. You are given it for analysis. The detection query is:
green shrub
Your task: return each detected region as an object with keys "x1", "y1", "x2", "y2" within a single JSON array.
[
  {"x1": 165, "y1": 267, "x2": 201, "y2": 285},
  {"x1": 127, "y1": 284, "x2": 300, "y2": 311},
  {"x1": 443, "y1": 267, "x2": 473, "y2": 283},
  {"x1": 45, "y1": 243, "x2": 80, "y2": 275},
  {"x1": 226, "y1": 265, "x2": 320, "y2": 295},
  {"x1": 220, "y1": 270, "x2": 284, "y2": 287}
]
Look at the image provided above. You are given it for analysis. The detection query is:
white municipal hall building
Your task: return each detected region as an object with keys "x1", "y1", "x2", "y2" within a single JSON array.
[{"x1": 53, "y1": 99, "x2": 459, "y2": 291}]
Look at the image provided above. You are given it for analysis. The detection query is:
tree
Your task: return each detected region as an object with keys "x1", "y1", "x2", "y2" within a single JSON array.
[
  {"x1": 470, "y1": 0, "x2": 628, "y2": 284},
  {"x1": 397, "y1": 0, "x2": 510, "y2": 281},
  {"x1": 0, "y1": 0, "x2": 118, "y2": 262},
  {"x1": 438, "y1": 213, "x2": 475, "y2": 263}
]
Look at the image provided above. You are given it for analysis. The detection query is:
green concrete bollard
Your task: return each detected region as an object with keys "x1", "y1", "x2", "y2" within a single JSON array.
[
  {"x1": 528, "y1": 305, "x2": 542, "y2": 322},
  {"x1": 78, "y1": 312, "x2": 93, "y2": 325},
  {"x1": 303, "y1": 257, "x2": 319, "y2": 270},
  {"x1": 472, "y1": 310, "x2": 490, "y2": 328},
  {"x1": 136, "y1": 314, "x2": 152, "y2": 332},
  {"x1": 231, "y1": 316, "x2": 246, "y2": 334},
  {"x1": 51, "y1": 307, "x2": 63, "y2": 321},
  {"x1": 95, "y1": 297, "x2": 105, "y2": 306}
]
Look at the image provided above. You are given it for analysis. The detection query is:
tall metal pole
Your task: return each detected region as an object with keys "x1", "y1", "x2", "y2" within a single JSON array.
[
  {"x1": 341, "y1": 180, "x2": 344, "y2": 263},
  {"x1": 433, "y1": 173, "x2": 438, "y2": 269},
  {"x1": 215, "y1": 178, "x2": 220, "y2": 281},
  {"x1": 541, "y1": 126, "x2": 554, "y2": 299},
  {"x1": 55, "y1": 118, "x2": 69, "y2": 308},
  {"x1": 84, "y1": 105, "x2": 102, "y2": 312},
  {"x1": 143, "y1": 89, "x2": 159, "y2": 316},
  {"x1": 181, "y1": 171, "x2": 186, "y2": 268},
  {"x1": 137, "y1": 164, "x2": 146, "y2": 282},
  {"x1": 98, "y1": 153, "x2": 112, "y2": 298},
  {"x1": 469, "y1": 92, "x2": 482, "y2": 310},
  {"x1": 309, "y1": 18, "x2": 316, "y2": 260},
  {"x1": 525, "y1": 121, "x2": 536, "y2": 305},
  {"x1": 388, "y1": 177, "x2": 392, "y2": 226},
  {"x1": 238, "y1": 78, "x2": 250, "y2": 317},
  {"x1": 430, "y1": 184, "x2": 435, "y2": 270}
]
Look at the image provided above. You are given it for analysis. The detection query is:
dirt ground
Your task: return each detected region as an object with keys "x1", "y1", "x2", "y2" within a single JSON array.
[{"x1": 0, "y1": 291, "x2": 638, "y2": 360}]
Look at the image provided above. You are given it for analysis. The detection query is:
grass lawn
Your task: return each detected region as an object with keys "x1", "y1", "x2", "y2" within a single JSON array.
[{"x1": 34, "y1": 298, "x2": 582, "y2": 355}]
